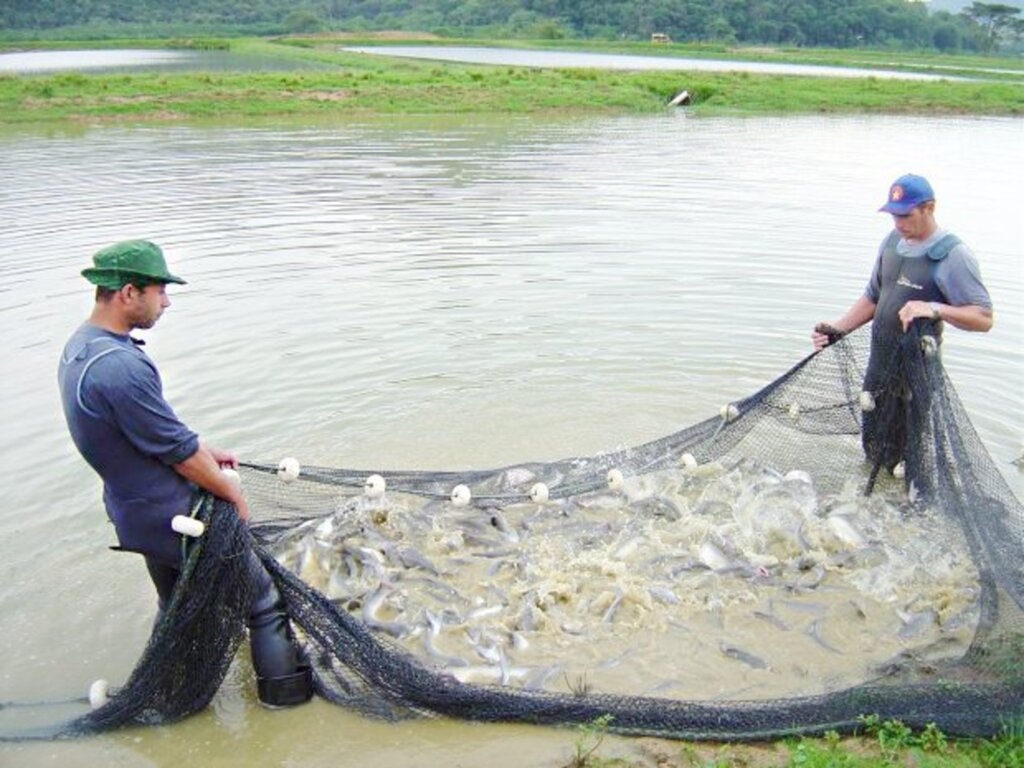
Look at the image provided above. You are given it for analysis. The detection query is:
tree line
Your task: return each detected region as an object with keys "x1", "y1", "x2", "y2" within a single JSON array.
[{"x1": 3, "y1": 0, "x2": 1022, "y2": 53}]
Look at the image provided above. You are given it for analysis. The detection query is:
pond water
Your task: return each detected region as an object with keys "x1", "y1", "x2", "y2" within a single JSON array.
[
  {"x1": 0, "y1": 48, "x2": 329, "y2": 75},
  {"x1": 0, "y1": 112, "x2": 1021, "y2": 766},
  {"x1": 344, "y1": 44, "x2": 977, "y2": 81}
]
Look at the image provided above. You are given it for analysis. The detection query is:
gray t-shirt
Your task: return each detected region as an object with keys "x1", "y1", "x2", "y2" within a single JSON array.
[
  {"x1": 58, "y1": 323, "x2": 199, "y2": 563},
  {"x1": 865, "y1": 228, "x2": 992, "y2": 309}
]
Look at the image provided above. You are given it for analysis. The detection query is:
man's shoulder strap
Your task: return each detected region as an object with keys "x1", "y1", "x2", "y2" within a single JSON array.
[{"x1": 927, "y1": 233, "x2": 961, "y2": 262}]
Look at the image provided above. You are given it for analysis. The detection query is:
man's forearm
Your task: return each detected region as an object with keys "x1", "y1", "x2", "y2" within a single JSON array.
[
  {"x1": 936, "y1": 303, "x2": 994, "y2": 333},
  {"x1": 174, "y1": 444, "x2": 249, "y2": 519}
]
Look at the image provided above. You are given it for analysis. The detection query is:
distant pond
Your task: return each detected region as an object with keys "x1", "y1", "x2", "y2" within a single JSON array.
[
  {"x1": 344, "y1": 44, "x2": 972, "y2": 81},
  {"x1": 0, "y1": 48, "x2": 330, "y2": 75}
]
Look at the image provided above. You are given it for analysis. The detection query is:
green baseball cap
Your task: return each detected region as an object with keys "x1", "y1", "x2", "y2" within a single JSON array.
[{"x1": 81, "y1": 240, "x2": 187, "y2": 290}]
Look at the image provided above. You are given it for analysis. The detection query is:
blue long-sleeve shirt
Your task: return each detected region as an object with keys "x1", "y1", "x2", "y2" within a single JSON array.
[{"x1": 58, "y1": 323, "x2": 199, "y2": 564}]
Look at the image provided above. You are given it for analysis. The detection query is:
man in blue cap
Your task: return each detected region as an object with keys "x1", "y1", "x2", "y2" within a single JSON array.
[
  {"x1": 811, "y1": 175, "x2": 994, "y2": 470},
  {"x1": 813, "y1": 174, "x2": 993, "y2": 350},
  {"x1": 58, "y1": 240, "x2": 312, "y2": 708}
]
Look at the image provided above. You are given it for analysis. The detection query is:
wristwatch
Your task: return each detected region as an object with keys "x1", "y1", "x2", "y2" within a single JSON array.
[{"x1": 929, "y1": 301, "x2": 942, "y2": 320}]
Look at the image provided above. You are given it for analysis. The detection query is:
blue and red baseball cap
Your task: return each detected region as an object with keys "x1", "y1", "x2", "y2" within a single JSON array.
[{"x1": 879, "y1": 174, "x2": 934, "y2": 215}]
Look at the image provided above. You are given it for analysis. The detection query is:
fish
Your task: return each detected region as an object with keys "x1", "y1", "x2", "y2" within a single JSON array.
[
  {"x1": 698, "y1": 540, "x2": 732, "y2": 571},
  {"x1": 827, "y1": 514, "x2": 867, "y2": 549},
  {"x1": 649, "y1": 586, "x2": 681, "y2": 606},
  {"x1": 752, "y1": 609, "x2": 791, "y2": 631},
  {"x1": 361, "y1": 583, "x2": 408, "y2": 638},
  {"x1": 897, "y1": 608, "x2": 938, "y2": 640},
  {"x1": 448, "y1": 665, "x2": 533, "y2": 686},
  {"x1": 601, "y1": 589, "x2": 625, "y2": 624},
  {"x1": 805, "y1": 618, "x2": 841, "y2": 653},
  {"x1": 628, "y1": 495, "x2": 682, "y2": 521},
  {"x1": 422, "y1": 610, "x2": 469, "y2": 668},
  {"x1": 393, "y1": 544, "x2": 438, "y2": 573},
  {"x1": 719, "y1": 642, "x2": 770, "y2": 670}
]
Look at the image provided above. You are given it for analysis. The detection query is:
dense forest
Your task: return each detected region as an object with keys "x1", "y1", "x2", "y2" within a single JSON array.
[{"x1": 2, "y1": 0, "x2": 1022, "y2": 53}]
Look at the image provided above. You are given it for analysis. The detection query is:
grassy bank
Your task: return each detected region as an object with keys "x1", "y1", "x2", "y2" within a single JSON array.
[
  {"x1": 1, "y1": 36, "x2": 1022, "y2": 124},
  {"x1": 573, "y1": 715, "x2": 1024, "y2": 767}
]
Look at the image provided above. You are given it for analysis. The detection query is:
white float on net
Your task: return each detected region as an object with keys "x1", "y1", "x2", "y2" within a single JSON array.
[
  {"x1": 606, "y1": 468, "x2": 624, "y2": 491},
  {"x1": 171, "y1": 515, "x2": 205, "y2": 538},
  {"x1": 364, "y1": 474, "x2": 386, "y2": 499},
  {"x1": 277, "y1": 457, "x2": 301, "y2": 482},
  {"x1": 720, "y1": 403, "x2": 739, "y2": 422},
  {"x1": 679, "y1": 453, "x2": 698, "y2": 470},
  {"x1": 88, "y1": 679, "x2": 109, "y2": 709},
  {"x1": 450, "y1": 484, "x2": 472, "y2": 507},
  {"x1": 859, "y1": 391, "x2": 876, "y2": 412},
  {"x1": 529, "y1": 482, "x2": 549, "y2": 504}
]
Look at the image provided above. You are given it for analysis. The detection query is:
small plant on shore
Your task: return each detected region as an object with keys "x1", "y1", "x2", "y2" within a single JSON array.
[
  {"x1": 565, "y1": 713, "x2": 614, "y2": 768},
  {"x1": 977, "y1": 718, "x2": 1024, "y2": 768}
]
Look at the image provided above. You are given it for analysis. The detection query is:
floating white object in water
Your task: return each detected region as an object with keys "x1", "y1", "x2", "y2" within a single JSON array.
[
  {"x1": 88, "y1": 679, "x2": 109, "y2": 709},
  {"x1": 679, "y1": 452, "x2": 698, "y2": 470},
  {"x1": 450, "y1": 484, "x2": 471, "y2": 507},
  {"x1": 221, "y1": 467, "x2": 241, "y2": 488},
  {"x1": 788, "y1": 402, "x2": 800, "y2": 420},
  {"x1": 364, "y1": 474, "x2": 386, "y2": 499},
  {"x1": 277, "y1": 457, "x2": 301, "y2": 482},
  {"x1": 720, "y1": 403, "x2": 739, "y2": 422},
  {"x1": 892, "y1": 461, "x2": 906, "y2": 480},
  {"x1": 859, "y1": 391, "x2": 875, "y2": 412},
  {"x1": 529, "y1": 482, "x2": 549, "y2": 504},
  {"x1": 171, "y1": 515, "x2": 205, "y2": 538},
  {"x1": 606, "y1": 468, "x2": 624, "y2": 491}
]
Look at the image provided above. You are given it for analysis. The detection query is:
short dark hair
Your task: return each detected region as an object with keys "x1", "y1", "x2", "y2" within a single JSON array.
[{"x1": 95, "y1": 280, "x2": 160, "y2": 302}]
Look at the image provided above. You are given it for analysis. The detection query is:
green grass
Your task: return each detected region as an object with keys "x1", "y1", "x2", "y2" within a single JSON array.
[
  {"x1": 566, "y1": 718, "x2": 1024, "y2": 767},
  {"x1": 1, "y1": 35, "x2": 1022, "y2": 124}
]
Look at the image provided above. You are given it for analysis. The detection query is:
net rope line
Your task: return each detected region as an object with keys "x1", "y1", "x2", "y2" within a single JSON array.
[{"x1": 1, "y1": 324, "x2": 1021, "y2": 741}]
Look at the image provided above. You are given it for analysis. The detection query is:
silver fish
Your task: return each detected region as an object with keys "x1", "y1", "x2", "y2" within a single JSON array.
[{"x1": 719, "y1": 642, "x2": 770, "y2": 670}]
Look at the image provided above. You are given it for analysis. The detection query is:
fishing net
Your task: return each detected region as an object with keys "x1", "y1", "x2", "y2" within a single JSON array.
[{"x1": 6, "y1": 323, "x2": 1022, "y2": 741}]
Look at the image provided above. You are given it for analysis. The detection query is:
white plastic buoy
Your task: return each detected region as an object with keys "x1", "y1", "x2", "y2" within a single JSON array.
[
  {"x1": 277, "y1": 457, "x2": 301, "y2": 482},
  {"x1": 606, "y1": 468, "x2": 624, "y2": 491},
  {"x1": 450, "y1": 484, "x2": 472, "y2": 507},
  {"x1": 719, "y1": 403, "x2": 739, "y2": 422},
  {"x1": 529, "y1": 482, "x2": 549, "y2": 504},
  {"x1": 788, "y1": 402, "x2": 801, "y2": 420},
  {"x1": 859, "y1": 391, "x2": 876, "y2": 413},
  {"x1": 364, "y1": 474, "x2": 386, "y2": 499},
  {"x1": 892, "y1": 461, "x2": 906, "y2": 480},
  {"x1": 171, "y1": 515, "x2": 205, "y2": 538},
  {"x1": 921, "y1": 335, "x2": 938, "y2": 357},
  {"x1": 221, "y1": 467, "x2": 242, "y2": 488},
  {"x1": 88, "y1": 679, "x2": 109, "y2": 709},
  {"x1": 679, "y1": 453, "x2": 698, "y2": 470}
]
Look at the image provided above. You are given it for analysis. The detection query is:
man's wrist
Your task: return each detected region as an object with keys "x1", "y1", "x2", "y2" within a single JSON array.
[{"x1": 929, "y1": 301, "x2": 942, "y2": 320}]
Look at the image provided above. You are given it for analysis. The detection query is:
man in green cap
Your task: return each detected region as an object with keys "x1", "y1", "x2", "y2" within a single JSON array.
[{"x1": 58, "y1": 240, "x2": 312, "y2": 708}]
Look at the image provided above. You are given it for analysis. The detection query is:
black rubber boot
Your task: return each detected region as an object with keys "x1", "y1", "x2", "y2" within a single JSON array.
[{"x1": 248, "y1": 563, "x2": 313, "y2": 708}]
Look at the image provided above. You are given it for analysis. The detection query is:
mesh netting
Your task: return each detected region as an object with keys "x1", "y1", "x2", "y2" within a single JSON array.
[{"x1": 7, "y1": 324, "x2": 1022, "y2": 741}]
